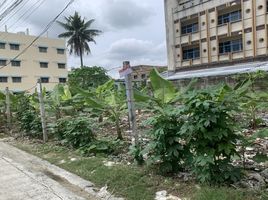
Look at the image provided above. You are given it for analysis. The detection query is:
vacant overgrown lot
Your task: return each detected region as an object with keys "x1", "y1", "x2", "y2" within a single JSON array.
[
  {"x1": 14, "y1": 140, "x2": 267, "y2": 200},
  {"x1": 1, "y1": 68, "x2": 268, "y2": 199}
]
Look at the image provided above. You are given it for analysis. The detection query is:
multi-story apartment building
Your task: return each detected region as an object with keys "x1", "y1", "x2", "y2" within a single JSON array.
[
  {"x1": 164, "y1": 0, "x2": 268, "y2": 73},
  {"x1": 0, "y1": 30, "x2": 68, "y2": 93}
]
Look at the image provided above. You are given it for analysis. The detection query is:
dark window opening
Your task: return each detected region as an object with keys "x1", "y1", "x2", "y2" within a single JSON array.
[
  {"x1": 0, "y1": 43, "x2": 6, "y2": 49},
  {"x1": 39, "y1": 47, "x2": 47, "y2": 53},
  {"x1": 11, "y1": 60, "x2": 21, "y2": 67},
  {"x1": 181, "y1": 22, "x2": 198, "y2": 34},
  {"x1": 12, "y1": 77, "x2": 22, "y2": 83},
  {"x1": 218, "y1": 10, "x2": 241, "y2": 25},
  {"x1": 10, "y1": 43, "x2": 20, "y2": 50},
  {"x1": 57, "y1": 48, "x2": 65, "y2": 54},
  {"x1": 0, "y1": 59, "x2": 7, "y2": 66},
  {"x1": 58, "y1": 63, "x2": 66, "y2": 69},
  {"x1": 0, "y1": 77, "x2": 8, "y2": 83},
  {"x1": 183, "y1": 47, "x2": 200, "y2": 60},
  {"x1": 40, "y1": 62, "x2": 48, "y2": 68},
  {"x1": 219, "y1": 38, "x2": 243, "y2": 54},
  {"x1": 41, "y1": 77, "x2": 49, "y2": 83},
  {"x1": 133, "y1": 75, "x2": 138, "y2": 79},
  {"x1": 59, "y1": 78, "x2": 67, "y2": 83},
  {"x1": 141, "y1": 74, "x2": 146, "y2": 79}
]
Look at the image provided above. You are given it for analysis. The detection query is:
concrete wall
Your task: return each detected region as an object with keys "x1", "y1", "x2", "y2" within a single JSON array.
[{"x1": 0, "y1": 31, "x2": 68, "y2": 92}]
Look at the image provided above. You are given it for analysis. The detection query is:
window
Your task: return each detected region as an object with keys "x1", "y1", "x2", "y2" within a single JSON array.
[
  {"x1": 59, "y1": 78, "x2": 67, "y2": 83},
  {"x1": 58, "y1": 63, "x2": 66, "y2": 69},
  {"x1": 39, "y1": 47, "x2": 47, "y2": 53},
  {"x1": 219, "y1": 38, "x2": 243, "y2": 54},
  {"x1": 181, "y1": 22, "x2": 198, "y2": 34},
  {"x1": 183, "y1": 47, "x2": 200, "y2": 60},
  {"x1": 57, "y1": 48, "x2": 65, "y2": 54},
  {"x1": 12, "y1": 77, "x2": 22, "y2": 83},
  {"x1": 0, "y1": 77, "x2": 8, "y2": 83},
  {"x1": 0, "y1": 59, "x2": 7, "y2": 66},
  {"x1": 133, "y1": 75, "x2": 138, "y2": 79},
  {"x1": 141, "y1": 74, "x2": 146, "y2": 79},
  {"x1": 218, "y1": 10, "x2": 241, "y2": 25},
  {"x1": 11, "y1": 60, "x2": 21, "y2": 67},
  {"x1": 40, "y1": 62, "x2": 48, "y2": 68},
  {"x1": 41, "y1": 77, "x2": 49, "y2": 83},
  {"x1": 10, "y1": 43, "x2": 20, "y2": 50},
  {"x1": 0, "y1": 43, "x2": 5, "y2": 49}
]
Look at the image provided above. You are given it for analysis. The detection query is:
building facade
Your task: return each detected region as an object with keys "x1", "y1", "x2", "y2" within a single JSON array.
[
  {"x1": 164, "y1": 0, "x2": 268, "y2": 72},
  {"x1": 0, "y1": 31, "x2": 68, "y2": 93},
  {"x1": 131, "y1": 65, "x2": 167, "y2": 82}
]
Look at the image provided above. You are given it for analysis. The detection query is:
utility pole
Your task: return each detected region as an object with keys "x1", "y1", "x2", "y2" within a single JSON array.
[
  {"x1": 37, "y1": 79, "x2": 48, "y2": 143},
  {"x1": 119, "y1": 61, "x2": 138, "y2": 145},
  {"x1": 5, "y1": 87, "x2": 11, "y2": 131}
]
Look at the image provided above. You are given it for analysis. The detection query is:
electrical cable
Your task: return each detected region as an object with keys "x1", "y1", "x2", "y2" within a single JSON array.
[
  {"x1": 0, "y1": 0, "x2": 74, "y2": 70},
  {"x1": 0, "y1": 0, "x2": 24, "y2": 22},
  {"x1": 0, "y1": 0, "x2": 46, "y2": 40},
  {"x1": 0, "y1": 0, "x2": 29, "y2": 27}
]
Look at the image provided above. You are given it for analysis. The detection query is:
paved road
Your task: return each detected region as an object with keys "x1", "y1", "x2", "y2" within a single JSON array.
[{"x1": 0, "y1": 141, "x2": 98, "y2": 200}]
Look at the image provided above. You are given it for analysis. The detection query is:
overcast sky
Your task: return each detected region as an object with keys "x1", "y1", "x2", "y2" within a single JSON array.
[{"x1": 1, "y1": 0, "x2": 167, "y2": 78}]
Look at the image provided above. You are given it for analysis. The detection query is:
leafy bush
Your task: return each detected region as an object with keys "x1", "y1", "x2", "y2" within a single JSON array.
[
  {"x1": 80, "y1": 139, "x2": 126, "y2": 156},
  {"x1": 144, "y1": 105, "x2": 188, "y2": 173},
  {"x1": 181, "y1": 85, "x2": 242, "y2": 184},
  {"x1": 55, "y1": 116, "x2": 95, "y2": 148},
  {"x1": 16, "y1": 94, "x2": 42, "y2": 137}
]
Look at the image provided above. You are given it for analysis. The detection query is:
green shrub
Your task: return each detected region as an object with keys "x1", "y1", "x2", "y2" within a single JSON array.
[
  {"x1": 80, "y1": 139, "x2": 126, "y2": 156},
  {"x1": 55, "y1": 116, "x2": 95, "y2": 148},
  {"x1": 16, "y1": 95, "x2": 42, "y2": 137},
  {"x1": 181, "y1": 85, "x2": 242, "y2": 184},
  {"x1": 144, "y1": 105, "x2": 189, "y2": 174}
]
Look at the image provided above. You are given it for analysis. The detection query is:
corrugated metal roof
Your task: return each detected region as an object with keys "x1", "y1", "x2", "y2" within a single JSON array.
[{"x1": 165, "y1": 61, "x2": 268, "y2": 80}]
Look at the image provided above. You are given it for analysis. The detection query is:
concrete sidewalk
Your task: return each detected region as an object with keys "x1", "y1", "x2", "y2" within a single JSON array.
[{"x1": 0, "y1": 141, "x2": 122, "y2": 200}]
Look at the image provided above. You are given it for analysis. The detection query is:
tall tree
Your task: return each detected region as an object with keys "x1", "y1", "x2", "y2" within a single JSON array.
[{"x1": 57, "y1": 12, "x2": 102, "y2": 67}]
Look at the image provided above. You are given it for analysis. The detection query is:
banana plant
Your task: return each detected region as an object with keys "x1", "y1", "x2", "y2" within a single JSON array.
[
  {"x1": 47, "y1": 84, "x2": 73, "y2": 119},
  {"x1": 75, "y1": 80, "x2": 127, "y2": 140}
]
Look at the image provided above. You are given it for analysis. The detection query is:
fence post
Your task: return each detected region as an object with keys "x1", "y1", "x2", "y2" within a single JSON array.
[
  {"x1": 5, "y1": 87, "x2": 11, "y2": 131},
  {"x1": 121, "y1": 61, "x2": 138, "y2": 145},
  {"x1": 37, "y1": 79, "x2": 48, "y2": 143}
]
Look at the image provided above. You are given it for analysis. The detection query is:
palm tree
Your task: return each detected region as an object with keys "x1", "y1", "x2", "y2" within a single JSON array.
[{"x1": 57, "y1": 12, "x2": 102, "y2": 67}]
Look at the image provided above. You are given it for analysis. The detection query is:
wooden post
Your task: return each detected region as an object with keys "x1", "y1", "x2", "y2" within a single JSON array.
[
  {"x1": 122, "y1": 61, "x2": 138, "y2": 145},
  {"x1": 37, "y1": 79, "x2": 48, "y2": 143},
  {"x1": 5, "y1": 87, "x2": 11, "y2": 131}
]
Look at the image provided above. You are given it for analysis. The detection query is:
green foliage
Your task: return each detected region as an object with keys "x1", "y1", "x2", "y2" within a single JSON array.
[
  {"x1": 68, "y1": 66, "x2": 110, "y2": 91},
  {"x1": 54, "y1": 116, "x2": 95, "y2": 148},
  {"x1": 144, "y1": 105, "x2": 188, "y2": 173},
  {"x1": 16, "y1": 94, "x2": 42, "y2": 137},
  {"x1": 80, "y1": 139, "x2": 126, "y2": 156},
  {"x1": 57, "y1": 12, "x2": 102, "y2": 67},
  {"x1": 182, "y1": 85, "x2": 241, "y2": 184},
  {"x1": 129, "y1": 143, "x2": 144, "y2": 165},
  {"x1": 75, "y1": 80, "x2": 126, "y2": 140}
]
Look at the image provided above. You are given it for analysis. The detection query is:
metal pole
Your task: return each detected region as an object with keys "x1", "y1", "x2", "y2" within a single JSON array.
[
  {"x1": 5, "y1": 87, "x2": 11, "y2": 131},
  {"x1": 37, "y1": 79, "x2": 48, "y2": 143},
  {"x1": 123, "y1": 61, "x2": 138, "y2": 145}
]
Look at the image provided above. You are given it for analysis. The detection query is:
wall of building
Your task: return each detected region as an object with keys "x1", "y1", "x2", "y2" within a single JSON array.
[
  {"x1": 165, "y1": 0, "x2": 268, "y2": 72},
  {"x1": 0, "y1": 31, "x2": 68, "y2": 93}
]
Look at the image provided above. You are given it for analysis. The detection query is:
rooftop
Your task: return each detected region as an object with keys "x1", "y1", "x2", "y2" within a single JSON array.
[{"x1": 164, "y1": 61, "x2": 268, "y2": 80}]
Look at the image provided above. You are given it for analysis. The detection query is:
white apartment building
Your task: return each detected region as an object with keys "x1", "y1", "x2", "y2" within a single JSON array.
[
  {"x1": 164, "y1": 0, "x2": 268, "y2": 74},
  {"x1": 0, "y1": 30, "x2": 68, "y2": 93}
]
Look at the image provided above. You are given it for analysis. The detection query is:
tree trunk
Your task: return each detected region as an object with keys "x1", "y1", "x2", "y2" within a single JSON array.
[
  {"x1": 79, "y1": 46, "x2": 84, "y2": 68},
  {"x1": 116, "y1": 118, "x2": 123, "y2": 140}
]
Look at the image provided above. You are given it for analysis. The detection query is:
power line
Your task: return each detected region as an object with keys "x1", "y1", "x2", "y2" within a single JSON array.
[
  {"x1": 0, "y1": 0, "x2": 8, "y2": 10},
  {"x1": 0, "y1": 0, "x2": 29, "y2": 27},
  {"x1": 0, "y1": 0, "x2": 74, "y2": 70},
  {"x1": 0, "y1": 0, "x2": 24, "y2": 22},
  {"x1": 0, "y1": 0, "x2": 46, "y2": 39}
]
